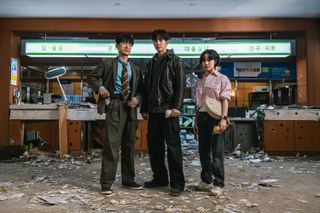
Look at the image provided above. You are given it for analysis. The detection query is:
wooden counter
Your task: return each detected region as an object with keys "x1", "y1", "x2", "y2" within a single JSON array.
[
  {"x1": 263, "y1": 109, "x2": 320, "y2": 155},
  {"x1": 10, "y1": 104, "x2": 59, "y2": 120},
  {"x1": 9, "y1": 104, "x2": 147, "y2": 155}
]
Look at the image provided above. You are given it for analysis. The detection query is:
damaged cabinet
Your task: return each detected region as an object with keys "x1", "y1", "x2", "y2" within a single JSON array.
[
  {"x1": 263, "y1": 109, "x2": 320, "y2": 155},
  {"x1": 295, "y1": 121, "x2": 320, "y2": 152},
  {"x1": 9, "y1": 120, "x2": 82, "y2": 152},
  {"x1": 24, "y1": 121, "x2": 59, "y2": 151},
  {"x1": 264, "y1": 120, "x2": 295, "y2": 152},
  {"x1": 264, "y1": 120, "x2": 320, "y2": 154}
]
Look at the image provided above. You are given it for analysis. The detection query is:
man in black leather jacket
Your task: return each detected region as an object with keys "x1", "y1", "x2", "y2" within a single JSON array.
[{"x1": 141, "y1": 29, "x2": 185, "y2": 196}]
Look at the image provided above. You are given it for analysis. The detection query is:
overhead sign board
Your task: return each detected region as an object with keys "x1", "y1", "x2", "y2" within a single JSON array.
[{"x1": 22, "y1": 40, "x2": 293, "y2": 58}]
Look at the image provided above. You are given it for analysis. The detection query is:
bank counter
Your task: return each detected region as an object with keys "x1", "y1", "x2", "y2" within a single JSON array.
[
  {"x1": 263, "y1": 109, "x2": 320, "y2": 155},
  {"x1": 9, "y1": 104, "x2": 147, "y2": 157}
]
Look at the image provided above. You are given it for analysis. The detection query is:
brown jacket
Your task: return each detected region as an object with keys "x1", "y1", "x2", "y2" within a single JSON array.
[{"x1": 88, "y1": 58, "x2": 143, "y2": 120}]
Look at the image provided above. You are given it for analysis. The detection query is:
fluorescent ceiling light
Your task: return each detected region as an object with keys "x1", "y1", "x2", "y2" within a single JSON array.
[
  {"x1": 86, "y1": 55, "x2": 152, "y2": 58},
  {"x1": 23, "y1": 39, "x2": 293, "y2": 59},
  {"x1": 27, "y1": 54, "x2": 86, "y2": 57},
  {"x1": 27, "y1": 54, "x2": 290, "y2": 58},
  {"x1": 221, "y1": 54, "x2": 290, "y2": 58},
  {"x1": 86, "y1": 55, "x2": 114, "y2": 58}
]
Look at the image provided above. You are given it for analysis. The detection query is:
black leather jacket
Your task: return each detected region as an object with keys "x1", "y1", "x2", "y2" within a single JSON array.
[{"x1": 141, "y1": 49, "x2": 185, "y2": 113}]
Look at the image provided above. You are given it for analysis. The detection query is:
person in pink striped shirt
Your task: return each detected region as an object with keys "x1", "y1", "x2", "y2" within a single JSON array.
[{"x1": 194, "y1": 49, "x2": 231, "y2": 196}]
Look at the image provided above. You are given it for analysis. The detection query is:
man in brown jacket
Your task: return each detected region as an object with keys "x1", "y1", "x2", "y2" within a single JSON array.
[{"x1": 88, "y1": 33, "x2": 143, "y2": 195}]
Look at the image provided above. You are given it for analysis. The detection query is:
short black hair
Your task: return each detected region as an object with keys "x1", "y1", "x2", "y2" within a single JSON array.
[
  {"x1": 115, "y1": 33, "x2": 134, "y2": 46},
  {"x1": 199, "y1": 49, "x2": 220, "y2": 68},
  {"x1": 152, "y1": 29, "x2": 170, "y2": 41}
]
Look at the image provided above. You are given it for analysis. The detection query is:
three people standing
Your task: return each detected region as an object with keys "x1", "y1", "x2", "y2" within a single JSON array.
[{"x1": 90, "y1": 31, "x2": 230, "y2": 198}]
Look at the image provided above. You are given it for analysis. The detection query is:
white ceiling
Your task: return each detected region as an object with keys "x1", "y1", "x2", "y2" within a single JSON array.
[{"x1": 0, "y1": 0, "x2": 319, "y2": 18}]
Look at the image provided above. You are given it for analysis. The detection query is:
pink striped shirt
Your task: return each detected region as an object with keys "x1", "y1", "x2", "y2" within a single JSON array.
[{"x1": 195, "y1": 70, "x2": 231, "y2": 111}]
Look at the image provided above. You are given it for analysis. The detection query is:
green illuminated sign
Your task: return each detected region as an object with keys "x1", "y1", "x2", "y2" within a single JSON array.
[{"x1": 22, "y1": 40, "x2": 293, "y2": 58}]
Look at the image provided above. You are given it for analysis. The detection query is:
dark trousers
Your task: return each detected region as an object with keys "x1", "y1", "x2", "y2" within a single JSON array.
[
  {"x1": 197, "y1": 112, "x2": 225, "y2": 188},
  {"x1": 100, "y1": 99, "x2": 137, "y2": 188},
  {"x1": 147, "y1": 113, "x2": 185, "y2": 191}
]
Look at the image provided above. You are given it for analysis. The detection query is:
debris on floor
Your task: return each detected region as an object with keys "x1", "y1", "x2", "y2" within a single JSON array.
[{"x1": 0, "y1": 147, "x2": 319, "y2": 212}]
